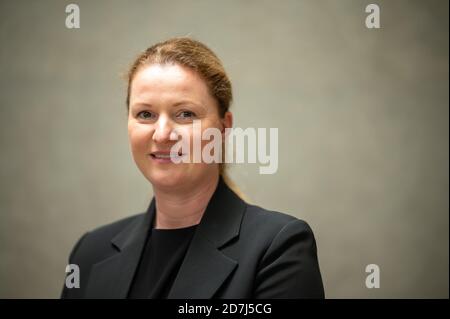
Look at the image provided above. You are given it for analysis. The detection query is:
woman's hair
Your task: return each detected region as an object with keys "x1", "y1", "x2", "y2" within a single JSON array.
[{"x1": 126, "y1": 37, "x2": 247, "y2": 201}]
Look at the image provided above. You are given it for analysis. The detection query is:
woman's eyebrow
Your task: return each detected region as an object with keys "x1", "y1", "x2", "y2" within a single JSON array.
[
  {"x1": 172, "y1": 100, "x2": 207, "y2": 111},
  {"x1": 172, "y1": 100, "x2": 199, "y2": 107},
  {"x1": 131, "y1": 102, "x2": 153, "y2": 109},
  {"x1": 131, "y1": 100, "x2": 207, "y2": 111}
]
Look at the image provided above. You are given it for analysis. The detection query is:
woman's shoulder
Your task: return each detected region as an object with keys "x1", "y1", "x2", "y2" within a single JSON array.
[
  {"x1": 242, "y1": 203, "x2": 316, "y2": 241},
  {"x1": 86, "y1": 212, "x2": 145, "y2": 240},
  {"x1": 67, "y1": 212, "x2": 146, "y2": 263},
  {"x1": 245, "y1": 203, "x2": 297, "y2": 223}
]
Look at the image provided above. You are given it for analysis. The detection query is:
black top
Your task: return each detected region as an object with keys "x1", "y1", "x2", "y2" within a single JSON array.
[{"x1": 127, "y1": 221, "x2": 198, "y2": 299}]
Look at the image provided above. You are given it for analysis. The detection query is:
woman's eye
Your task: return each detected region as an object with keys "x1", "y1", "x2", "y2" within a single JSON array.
[
  {"x1": 137, "y1": 111, "x2": 155, "y2": 120},
  {"x1": 177, "y1": 111, "x2": 196, "y2": 119}
]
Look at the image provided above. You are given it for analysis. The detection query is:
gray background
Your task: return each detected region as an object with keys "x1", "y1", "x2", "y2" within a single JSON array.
[{"x1": 0, "y1": 0, "x2": 448, "y2": 298}]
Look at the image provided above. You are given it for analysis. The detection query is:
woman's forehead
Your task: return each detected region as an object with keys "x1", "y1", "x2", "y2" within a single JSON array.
[
  {"x1": 133, "y1": 64, "x2": 206, "y2": 92},
  {"x1": 130, "y1": 64, "x2": 214, "y2": 109}
]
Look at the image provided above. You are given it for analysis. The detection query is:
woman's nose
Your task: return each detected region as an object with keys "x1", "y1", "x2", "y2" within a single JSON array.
[{"x1": 152, "y1": 115, "x2": 173, "y2": 143}]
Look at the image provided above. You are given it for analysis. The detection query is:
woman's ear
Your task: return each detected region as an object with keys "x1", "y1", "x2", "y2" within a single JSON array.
[{"x1": 222, "y1": 111, "x2": 233, "y2": 134}]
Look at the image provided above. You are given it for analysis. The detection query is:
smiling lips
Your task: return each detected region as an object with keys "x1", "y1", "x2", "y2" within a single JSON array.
[{"x1": 149, "y1": 150, "x2": 185, "y2": 163}]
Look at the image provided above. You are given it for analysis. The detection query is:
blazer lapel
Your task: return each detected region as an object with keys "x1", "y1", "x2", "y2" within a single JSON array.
[
  {"x1": 85, "y1": 177, "x2": 246, "y2": 299},
  {"x1": 85, "y1": 199, "x2": 155, "y2": 298},
  {"x1": 168, "y1": 177, "x2": 246, "y2": 298}
]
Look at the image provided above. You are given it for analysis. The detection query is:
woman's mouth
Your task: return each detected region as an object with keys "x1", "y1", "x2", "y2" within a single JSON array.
[{"x1": 149, "y1": 151, "x2": 185, "y2": 163}]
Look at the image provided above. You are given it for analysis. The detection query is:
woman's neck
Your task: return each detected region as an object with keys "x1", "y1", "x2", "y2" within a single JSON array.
[{"x1": 152, "y1": 174, "x2": 219, "y2": 229}]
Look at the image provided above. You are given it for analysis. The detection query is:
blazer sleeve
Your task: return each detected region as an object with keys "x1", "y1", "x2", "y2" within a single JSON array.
[{"x1": 254, "y1": 219, "x2": 325, "y2": 299}]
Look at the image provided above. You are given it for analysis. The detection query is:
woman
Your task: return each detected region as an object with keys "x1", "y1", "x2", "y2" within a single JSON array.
[{"x1": 61, "y1": 37, "x2": 325, "y2": 299}]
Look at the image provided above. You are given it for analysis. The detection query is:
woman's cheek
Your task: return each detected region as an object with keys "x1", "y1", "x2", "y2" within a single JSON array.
[
  {"x1": 129, "y1": 124, "x2": 150, "y2": 155},
  {"x1": 173, "y1": 125, "x2": 193, "y2": 155}
]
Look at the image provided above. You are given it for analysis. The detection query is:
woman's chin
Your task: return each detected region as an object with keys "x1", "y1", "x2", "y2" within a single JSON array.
[{"x1": 147, "y1": 172, "x2": 187, "y2": 189}]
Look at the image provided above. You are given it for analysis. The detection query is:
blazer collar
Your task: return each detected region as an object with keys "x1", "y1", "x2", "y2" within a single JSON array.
[{"x1": 85, "y1": 176, "x2": 246, "y2": 298}]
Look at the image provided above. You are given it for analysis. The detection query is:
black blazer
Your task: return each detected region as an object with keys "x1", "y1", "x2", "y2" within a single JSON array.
[{"x1": 61, "y1": 178, "x2": 325, "y2": 298}]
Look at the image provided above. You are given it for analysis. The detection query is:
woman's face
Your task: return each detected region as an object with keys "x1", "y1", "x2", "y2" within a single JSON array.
[{"x1": 128, "y1": 63, "x2": 231, "y2": 190}]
